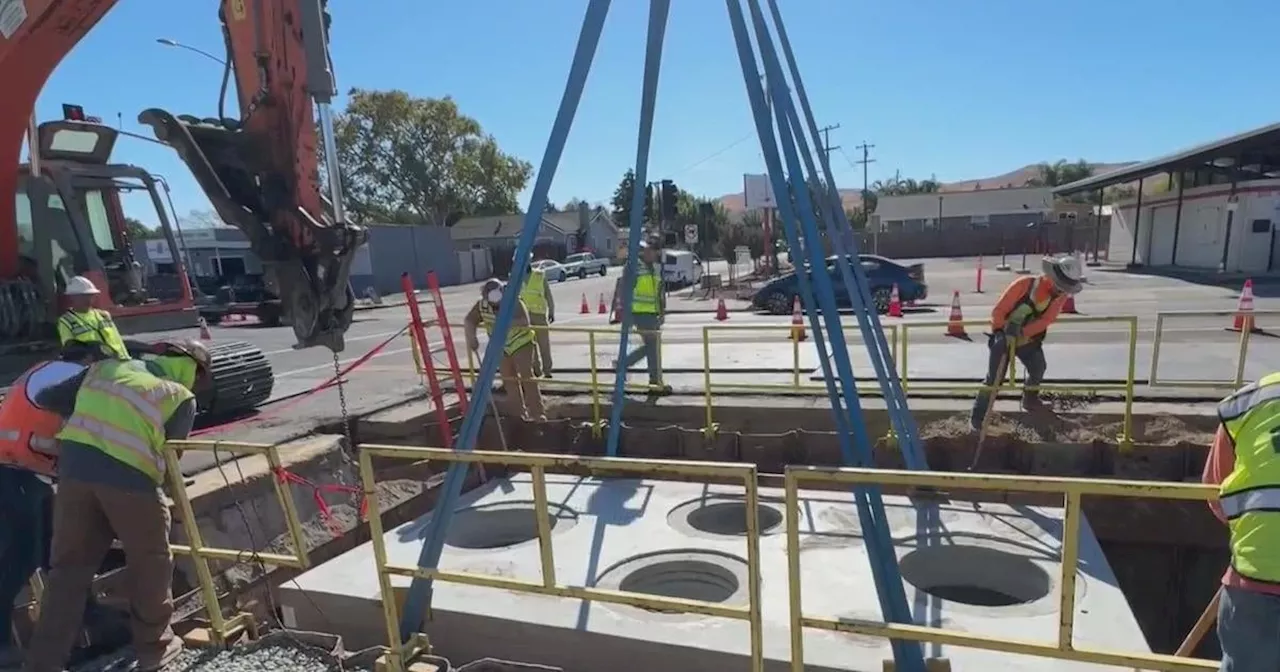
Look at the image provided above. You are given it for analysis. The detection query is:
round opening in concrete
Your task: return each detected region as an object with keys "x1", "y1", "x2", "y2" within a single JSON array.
[
  {"x1": 593, "y1": 550, "x2": 750, "y2": 618},
  {"x1": 899, "y1": 544, "x2": 1051, "y2": 607},
  {"x1": 444, "y1": 501, "x2": 577, "y2": 550},
  {"x1": 620, "y1": 559, "x2": 740, "y2": 603},
  {"x1": 668, "y1": 496, "x2": 785, "y2": 538}
]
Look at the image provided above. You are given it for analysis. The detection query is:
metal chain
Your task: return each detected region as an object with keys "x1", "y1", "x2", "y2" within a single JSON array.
[{"x1": 331, "y1": 351, "x2": 359, "y2": 509}]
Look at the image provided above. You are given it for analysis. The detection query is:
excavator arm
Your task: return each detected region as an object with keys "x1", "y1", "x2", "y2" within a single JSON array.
[{"x1": 0, "y1": 0, "x2": 365, "y2": 353}]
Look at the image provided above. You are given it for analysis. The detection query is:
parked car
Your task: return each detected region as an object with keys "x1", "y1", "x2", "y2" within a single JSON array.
[
  {"x1": 661, "y1": 249, "x2": 704, "y2": 287},
  {"x1": 532, "y1": 259, "x2": 567, "y2": 283},
  {"x1": 751, "y1": 254, "x2": 927, "y2": 315},
  {"x1": 561, "y1": 251, "x2": 610, "y2": 279}
]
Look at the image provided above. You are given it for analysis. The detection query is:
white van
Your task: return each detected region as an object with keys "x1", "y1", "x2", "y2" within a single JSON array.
[{"x1": 661, "y1": 249, "x2": 704, "y2": 287}]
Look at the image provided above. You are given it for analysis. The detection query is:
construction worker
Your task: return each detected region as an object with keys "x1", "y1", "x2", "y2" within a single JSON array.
[
  {"x1": 613, "y1": 239, "x2": 671, "y2": 394},
  {"x1": 1204, "y1": 376, "x2": 1280, "y2": 670},
  {"x1": 0, "y1": 348, "x2": 98, "y2": 666},
  {"x1": 464, "y1": 279, "x2": 546, "y2": 422},
  {"x1": 22, "y1": 339, "x2": 210, "y2": 672},
  {"x1": 518, "y1": 254, "x2": 556, "y2": 378},
  {"x1": 969, "y1": 255, "x2": 1082, "y2": 430},
  {"x1": 57, "y1": 276, "x2": 128, "y2": 361}
]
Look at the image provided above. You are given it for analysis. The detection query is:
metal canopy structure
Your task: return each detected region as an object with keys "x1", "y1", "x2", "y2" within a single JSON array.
[
  {"x1": 1056, "y1": 120, "x2": 1280, "y2": 197},
  {"x1": 393, "y1": 1, "x2": 932, "y2": 669}
]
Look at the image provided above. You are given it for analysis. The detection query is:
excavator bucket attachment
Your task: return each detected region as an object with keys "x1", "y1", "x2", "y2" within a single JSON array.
[{"x1": 138, "y1": 109, "x2": 365, "y2": 353}]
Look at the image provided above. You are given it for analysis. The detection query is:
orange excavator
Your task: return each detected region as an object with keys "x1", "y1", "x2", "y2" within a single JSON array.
[{"x1": 0, "y1": 0, "x2": 367, "y2": 415}]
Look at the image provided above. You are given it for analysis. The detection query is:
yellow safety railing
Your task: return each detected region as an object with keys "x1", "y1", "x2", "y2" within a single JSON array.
[
  {"x1": 1150, "y1": 309, "x2": 1280, "y2": 390},
  {"x1": 899, "y1": 316, "x2": 1139, "y2": 446},
  {"x1": 698, "y1": 323, "x2": 900, "y2": 437},
  {"x1": 358, "y1": 445, "x2": 765, "y2": 672},
  {"x1": 163, "y1": 440, "x2": 312, "y2": 644},
  {"x1": 464, "y1": 325, "x2": 669, "y2": 436},
  {"x1": 782, "y1": 465, "x2": 1218, "y2": 671}
]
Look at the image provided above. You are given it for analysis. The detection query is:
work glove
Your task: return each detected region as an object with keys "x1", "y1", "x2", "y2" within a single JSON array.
[{"x1": 548, "y1": 312, "x2": 555, "y2": 324}]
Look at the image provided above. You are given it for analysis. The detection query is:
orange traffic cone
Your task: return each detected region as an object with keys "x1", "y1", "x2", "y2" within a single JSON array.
[
  {"x1": 1231, "y1": 278, "x2": 1259, "y2": 332},
  {"x1": 945, "y1": 291, "x2": 968, "y2": 340},
  {"x1": 198, "y1": 316, "x2": 212, "y2": 341},
  {"x1": 790, "y1": 296, "x2": 806, "y2": 341},
  {"x1": 714, "y1": 298, "x2": 729, "y2": 321},
  {"x1": 1062, "y1": 292, "x2": 1079, "y2": 314},
  {"x1": 887, "y1": 284, "x2": 902, "y2": 318},
  {"x1": 579, "y1": 293, "x2": 590, "y2": 314},
  {"x1": 609, "y1": 294, "x2": 621, "y2": 325},
  {"x1": 597, "y1": 293, "x2": 607, "y2": 314}
]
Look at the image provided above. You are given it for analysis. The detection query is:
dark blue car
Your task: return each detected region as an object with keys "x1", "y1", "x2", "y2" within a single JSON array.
[{"x1": 751, "y1": 254, "x2": 928, "y2": 314}]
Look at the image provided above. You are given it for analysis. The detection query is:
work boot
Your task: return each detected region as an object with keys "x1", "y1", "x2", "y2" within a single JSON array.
[
  {"x1": 648, "y1": 382, "x2": 673, "y2": 396},
  {"x1": 133, "y1": 637, "x2": 183, "y2": 672},
  {"x1": 1021, "y1": 390, "x2": 1046, "y2": 412}
]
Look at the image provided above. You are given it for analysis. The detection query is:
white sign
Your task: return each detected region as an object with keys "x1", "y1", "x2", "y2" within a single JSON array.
[
  {"x1": 743, "y1": 173, "x2": 775, "y2": 210},
  {"x1": 684, "y1": 224, "x2": 698, "y2": 244}
]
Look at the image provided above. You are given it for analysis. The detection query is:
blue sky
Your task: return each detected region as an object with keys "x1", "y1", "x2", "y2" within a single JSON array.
[{"x1": 34, "y1": 0, "x2": 1280, "y2": 227}]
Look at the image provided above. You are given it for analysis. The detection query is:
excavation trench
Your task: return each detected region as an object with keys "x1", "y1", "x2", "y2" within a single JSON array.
[{"x1": 42, "y1": 394, "x2": 1224, "y2": 668}]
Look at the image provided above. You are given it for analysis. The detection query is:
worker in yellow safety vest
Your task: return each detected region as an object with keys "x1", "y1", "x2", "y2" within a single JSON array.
[
  {"x1": 517, "y1": 253, "x2": 556, "y2": 378},
  {"x1": 56, "y1": 276, "x2": 129, "y2": 361},
  {"x1": 1204, "y1": 375, "x2": 1280, "y2": 670},
  {"x1": 969, "y1": 255, "x2": 1082, "y2": 430},
  {"x1": 464, "y1": 279, "x2": 546, "y2": 421},
  {"x1": 22, "y1": 339, "x2": 210, "y2": 672},
  {"x1": 612, "y1": 238, "x2": 671, "y2": 395}
]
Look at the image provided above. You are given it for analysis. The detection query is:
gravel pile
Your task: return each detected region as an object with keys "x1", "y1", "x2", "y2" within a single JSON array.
[{"x1": 75, "y1": 639, "x2": 341, "y2": 672}]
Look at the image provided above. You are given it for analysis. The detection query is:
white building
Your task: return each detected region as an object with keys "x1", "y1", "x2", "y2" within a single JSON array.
[
  {"x1": 1056, "y1": 121, "x2": 1280, "y2": 273},
  {"x1": 872, "y1": 186, "x2": 1054, "y2": 233}
]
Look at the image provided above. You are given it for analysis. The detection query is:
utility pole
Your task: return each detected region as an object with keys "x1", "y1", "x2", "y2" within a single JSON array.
[
  {"x1": 818, "y1": 123, "x2": 841, "y2": 161},
  {"x1": 856, "y1": 142, "x2": 877, "y2": 253}
]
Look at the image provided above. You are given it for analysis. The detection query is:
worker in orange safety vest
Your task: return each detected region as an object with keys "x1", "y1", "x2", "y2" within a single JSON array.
[
  {"x1": 0, "y1": 346, "x2": 100, "y2": 666},
  {"x1": 969, "y1": 255, "x2": 1083, "y2": 430}
]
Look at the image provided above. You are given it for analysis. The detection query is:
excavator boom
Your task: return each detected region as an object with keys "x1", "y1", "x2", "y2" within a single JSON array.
[{"x1": 0, "y1": 0, "x2": 365, "y2": 352}]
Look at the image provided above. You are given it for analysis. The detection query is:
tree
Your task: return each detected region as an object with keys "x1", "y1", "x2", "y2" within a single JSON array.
[
  {"x1": 1024, "y1": 159, "x2": 1094, "y2": 188},
  {"x1": 331, "y1": 89, "x2": 533, "y2": 225},
  {"x1": 610, "y1": 169, "x2": 654, "y2": 229},
  {"x1": 871, "y1": 175, "x2": 940, "y2": 196},
  {"x1": 124, "y1": 217, "x2": 160, "y2": 240}
]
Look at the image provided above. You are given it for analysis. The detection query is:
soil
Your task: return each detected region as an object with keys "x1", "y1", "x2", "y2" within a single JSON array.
[{"x1": 916, "y1": 411, "x2": 1214, "y2": 446}]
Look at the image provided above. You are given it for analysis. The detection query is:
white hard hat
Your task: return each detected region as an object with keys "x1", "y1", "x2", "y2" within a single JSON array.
[
  {"x1": 65, "y1": 276, "x2": 101, "y2": 296},
  {"x1": 1042, "y1": 256, "x2": 1083, "y2": 294}
]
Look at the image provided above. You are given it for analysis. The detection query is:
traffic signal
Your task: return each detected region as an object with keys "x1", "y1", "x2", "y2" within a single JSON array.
[
  {"x1": 643, "y1": 184, "x2": 656, "y2": 224},
  {"x1": 660, "y1": 179, "x2": 678, "y2": 221}
]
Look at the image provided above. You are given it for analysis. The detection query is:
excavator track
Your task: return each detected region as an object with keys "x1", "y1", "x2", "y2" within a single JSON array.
[{"x1": 195, "y1": 340, "x2": 275, "y2": 418}]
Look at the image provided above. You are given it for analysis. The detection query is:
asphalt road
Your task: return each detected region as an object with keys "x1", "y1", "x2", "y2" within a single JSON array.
[{"x1": 135, "y1": 256, "x2": 1280, "y2": 454}]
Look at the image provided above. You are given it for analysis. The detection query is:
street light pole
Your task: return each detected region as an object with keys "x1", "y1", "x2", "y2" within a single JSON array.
[{"x1": 155, "y1": 38, "x2": 227, "y2": 67}]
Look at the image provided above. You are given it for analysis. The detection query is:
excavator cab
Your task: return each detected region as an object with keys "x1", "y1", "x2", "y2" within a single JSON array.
[{"x1": 10, "y1": 119, "x2": 196, "y2": 344}]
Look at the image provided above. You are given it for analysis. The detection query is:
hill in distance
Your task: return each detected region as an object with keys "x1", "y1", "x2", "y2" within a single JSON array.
[{"x1": 716, "y1": 161, "x2": 1137, "y2": 213}]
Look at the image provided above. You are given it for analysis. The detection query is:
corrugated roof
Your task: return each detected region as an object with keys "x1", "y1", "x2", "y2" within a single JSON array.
[{"x1": 1055, "y1": 120, "x2": 1280, "y2": 196}]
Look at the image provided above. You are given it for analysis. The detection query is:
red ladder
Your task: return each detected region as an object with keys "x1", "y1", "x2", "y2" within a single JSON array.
[{"x1": 400, "y1": 271, "x2": 469, "y2": 448}]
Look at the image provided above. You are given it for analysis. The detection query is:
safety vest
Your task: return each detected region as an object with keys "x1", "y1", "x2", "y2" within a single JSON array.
[
  {"x1": 478, "y1": 301, "x2": 537, "y2": 356},
  {"x1": 1218, "y1": 372, "x2": 1280, "y2": 584},
  {"x1": 0, "y1": 361, "x2": 85, "y2": 477},
  {"x1": 57, "y1": 309, "x2": 129, "y2": 360},
  {"x1": 520, "y1": 270, "x2": 549, "y2": 315},
  {"x1": 633, "y1": 268, "x2": 661, "y2": 315},
  {"x1": 56, "y1": 360, "x2": 192, "y2": 484},
  {"x1": 1003, "y1": 278, "x2": 1053, "y2": 345}
]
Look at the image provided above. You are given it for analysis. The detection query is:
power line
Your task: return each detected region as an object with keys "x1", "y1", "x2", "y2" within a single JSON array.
[{"x1": 672, "y1": 132, "x2": 756, "y2": 176}]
